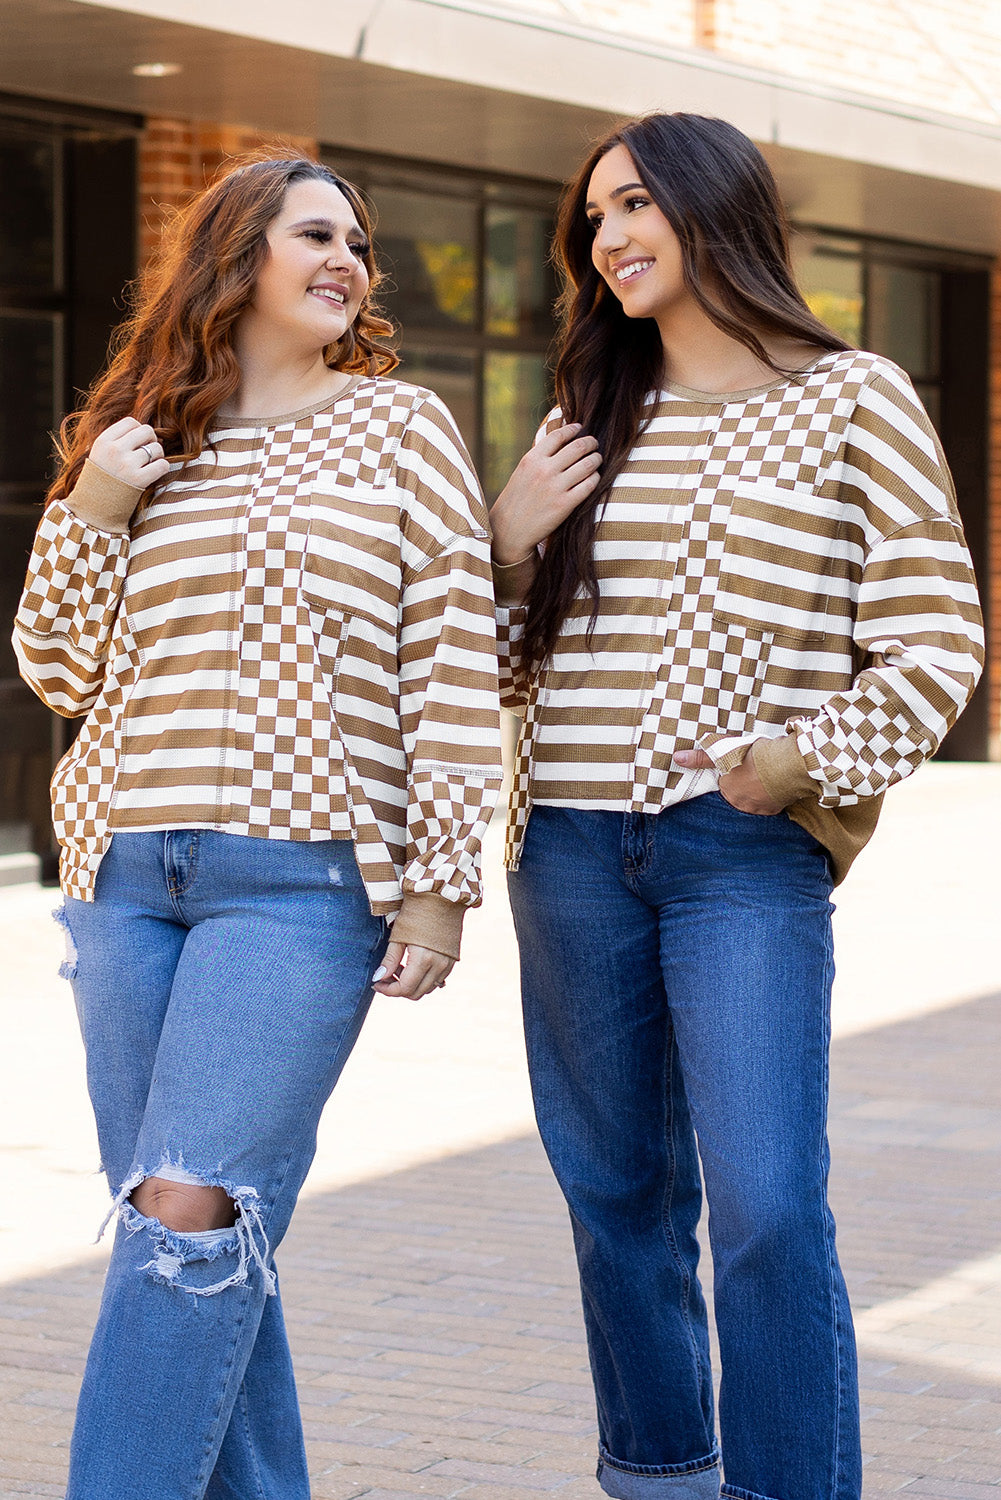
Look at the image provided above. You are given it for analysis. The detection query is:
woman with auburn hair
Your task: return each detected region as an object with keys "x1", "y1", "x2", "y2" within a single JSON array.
[
  {"x1": 14, "y1": 156, "x2": 502, "y2": 1498},
  {"x1": 489, "y1": 113, "x2": 983, "y2": 1500}
]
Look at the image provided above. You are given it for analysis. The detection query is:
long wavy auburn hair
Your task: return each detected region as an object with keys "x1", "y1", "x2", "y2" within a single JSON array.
[
  {"x1": 521, "y1": 111, "x2": 853, "y2": 671},
  {"x1": 49, "y1": 156, "x2": 398, "y2": 503}
]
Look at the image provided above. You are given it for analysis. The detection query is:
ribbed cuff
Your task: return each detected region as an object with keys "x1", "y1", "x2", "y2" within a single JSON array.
[
  {"x1": 61, "y1": 459, "x2": 144, "y2": 534},
  {"x1": 752, "y1": 732, "x2": 818, "y2": 807},
  {"x1": 390, "y1": 891, "x2": 466, "y2": 960},
  {"x1": 491, "y1": 551, "x2": 539, "y2": 605}
]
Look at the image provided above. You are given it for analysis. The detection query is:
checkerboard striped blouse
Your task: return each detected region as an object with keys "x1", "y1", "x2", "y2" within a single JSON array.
[
  {"x1": 15, "y1": 378, "x2": 504, "y2": 958},
  {"x1": 497, "y1": 351, "x2": 983, "y2": 882}
]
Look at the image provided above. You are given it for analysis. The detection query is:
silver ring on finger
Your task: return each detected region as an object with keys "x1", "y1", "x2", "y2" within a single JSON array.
[{"x1": 141, "y1": 445, "x2": 154, "y2": 465}]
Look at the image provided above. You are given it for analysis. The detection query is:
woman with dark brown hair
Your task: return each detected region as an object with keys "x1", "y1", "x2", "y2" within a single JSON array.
[
  {"x1": 489, "y1": 112, "x2": 982, "y2": 1500},
  {"x1": 14, "y1": 156, "x2": 503, "y2": 1498}
]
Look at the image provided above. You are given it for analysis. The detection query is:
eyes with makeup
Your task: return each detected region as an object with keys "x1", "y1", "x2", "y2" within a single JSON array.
[
  {"x1": 300, "y1": 226, "x2": 371, "y2": 259},
  {"x1": 586, "y1": 194, "x2": 652, "y2": 233}
]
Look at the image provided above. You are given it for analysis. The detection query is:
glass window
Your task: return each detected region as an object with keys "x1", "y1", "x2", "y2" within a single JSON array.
[
  {"x1": 0, "y1": 129, "x2": 58, "y2": 291},
  {"x1": 486, "y1": 205, "x2": 555, "y2": 339},
  {"x1": 396, "y1": 347, "x2": 478, "y2": 459},
  {"x1": 0, "y1": 312, "x2": 58, "y2": 489},
  {"x1": 792, "y1": 242, "x2": 863, "y2": 346},
  {"x1": 374, "y1": 188, "x2": 478, "y2": 331},
  {"x1": 867, "y1": 263, "x2": 939, "y2": 382},
  {"x1": 484, "y1": 352, "x2": 550, "y2": 498},
  {"x1": 791, "y1": 231, "x2": 946, "y2": 429},
  {"x1": 329, "y1": 150, "x2": 558, "y2": 499}
]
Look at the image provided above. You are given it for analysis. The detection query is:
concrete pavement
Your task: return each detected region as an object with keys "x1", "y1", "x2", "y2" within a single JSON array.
[{"x1": 1, "y1": 763, "x2": 999, "y2": 1498}]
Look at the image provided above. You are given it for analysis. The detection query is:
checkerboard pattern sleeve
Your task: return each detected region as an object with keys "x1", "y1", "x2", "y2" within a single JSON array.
[{"x1": 14, "y1": 497, "x2": 131, "y2": 717}]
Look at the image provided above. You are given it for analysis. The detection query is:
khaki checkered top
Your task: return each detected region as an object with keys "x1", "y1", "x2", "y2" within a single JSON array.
[
  {"x1": 497, "y1": 351, "x2": 983, "y2": 882},
  {"x1": 15, "y1": 378, "x2": 504, "y2": 958}
]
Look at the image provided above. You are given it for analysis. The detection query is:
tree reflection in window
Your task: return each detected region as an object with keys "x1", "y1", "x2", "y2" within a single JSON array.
[{"x1": 374, "y1": 190, "x2": 477, "y2": 329}]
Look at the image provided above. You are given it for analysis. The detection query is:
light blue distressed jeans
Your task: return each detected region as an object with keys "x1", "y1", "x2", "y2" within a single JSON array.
[{"x1": 57, "y1": 829, "x2": 388, "y2": 1500}]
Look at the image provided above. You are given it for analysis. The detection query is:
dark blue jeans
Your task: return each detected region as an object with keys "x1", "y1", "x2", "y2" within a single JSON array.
[{"x1": 508, "y1": 796, "x2": 860, "y2": 1500}]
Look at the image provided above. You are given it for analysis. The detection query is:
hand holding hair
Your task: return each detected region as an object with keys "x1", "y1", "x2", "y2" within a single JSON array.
[
  {"x1": 71, "y1": 417, "x2": 173, "y2": 532},
  {"x1": 60, "y1": 418, "x2": 171, "y2": 532},
  {"x1": 490, "y1": 422, "x2": 602, "y2": 570}
]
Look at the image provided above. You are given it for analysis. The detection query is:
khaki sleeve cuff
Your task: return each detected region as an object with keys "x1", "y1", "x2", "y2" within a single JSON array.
[
  {"x1": 491, "y1": 555, "x2": 538, "y2": 604},
  {"x1": 753, "y1": 732, "x2": 819, "y2": 808},
  {"x1": 61, "y1": 459, "x2": 144, "y2": 534},
  {"x1": 390, "y1": 891, "x2": 466, "y2": 961}
]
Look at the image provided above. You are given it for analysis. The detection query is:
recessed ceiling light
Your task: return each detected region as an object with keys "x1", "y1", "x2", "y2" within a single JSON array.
[{"x1": 132, "y1": 62, "x2": 182, "y2": 78}]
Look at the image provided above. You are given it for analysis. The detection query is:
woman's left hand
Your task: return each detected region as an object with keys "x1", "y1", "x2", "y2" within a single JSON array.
[
  {"x1": 372, "y1": 943, "x2": 455, "y2": 1001},
  {"x1": 673, "y1": 742, "x2": 784, "y2": 815}
]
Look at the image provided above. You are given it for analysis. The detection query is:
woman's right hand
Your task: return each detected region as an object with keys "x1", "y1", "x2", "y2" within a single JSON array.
[
  {"x1": 66, "y1": 418, "x2": 173, "y2": 531},
  {"x1": 490, "y1": 423, "x2": 602, "y2": 566},
  {"x1": 89, "y1": 418, "x2": 172, "y2": 494}
]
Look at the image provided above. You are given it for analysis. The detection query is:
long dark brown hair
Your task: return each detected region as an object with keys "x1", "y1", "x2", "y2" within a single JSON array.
[
  {"x1": 522, "y1": 111, "x2": 852, "y2": 670},
  {"x1": 50, "y1": 157, "x2": 398, "y2": 503}
]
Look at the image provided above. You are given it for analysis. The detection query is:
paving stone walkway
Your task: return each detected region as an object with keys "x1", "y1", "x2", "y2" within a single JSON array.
[
  {"x1": 2, "y1": 993, "x2": 999, "y2": 1498},
  {"x1": 1, "y1": 767, "x2": 999, "y2": 1498}
]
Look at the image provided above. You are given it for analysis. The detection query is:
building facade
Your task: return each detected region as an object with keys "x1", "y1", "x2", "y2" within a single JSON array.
[{"x1": 1, "y1": 0, "x2": 999, "y2": 868}]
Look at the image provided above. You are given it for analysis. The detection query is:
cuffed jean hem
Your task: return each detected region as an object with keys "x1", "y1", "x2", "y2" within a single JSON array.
[
  {"x1": 720, "y1": 1488, "x2": 779, "y2": 1500},
  {"x1": 597, "y1": 1444, "x2": 720, "y2": 1500}
]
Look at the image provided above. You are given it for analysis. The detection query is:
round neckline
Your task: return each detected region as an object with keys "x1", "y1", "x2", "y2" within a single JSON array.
[
  {"x1": 211, "y1": 373, "x2": 369, "y2": 430},
  {"x1": 662, "y1": 350, "x2": 838, "y2": 403}
]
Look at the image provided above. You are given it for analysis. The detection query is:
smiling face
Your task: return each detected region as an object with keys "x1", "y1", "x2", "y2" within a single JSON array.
[
  {"x1": 247, "y1": 176, "x2": 371, "y2": 355},
  {"x1": 586, "y1": 143, "x2": 692, "y2": 332}
]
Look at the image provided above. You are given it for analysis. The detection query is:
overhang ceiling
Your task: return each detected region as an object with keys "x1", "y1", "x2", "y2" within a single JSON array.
[{"x1": 2, "y1": 0, "x2": 1000, "y2": 253}]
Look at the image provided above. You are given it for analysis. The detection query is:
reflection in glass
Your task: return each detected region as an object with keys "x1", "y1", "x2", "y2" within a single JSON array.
[
  {"x1": 0, "y1": 131, "x2": 57, "y2": 290},
  {"x1": 375, "y1": 189, "x2": 477, "y2": 329},
  {"x1": 793, "y1": 243, "x2": 863, "y2": 346},
  {"x1": 0, "y1": 313, "x2": 57, "y2": 487},
  {"x1": 486, "y1": 206, "x2": 555, "y2": 338},
  {"x1": 397, "y1": 347, "x2": 478, "y2": 460},
  {"x1": 484, "y1": 352, "x2": 550, "y2": 499},
  {"x1": 868, "y1": 264, "x2": 939, "y2": 382}
]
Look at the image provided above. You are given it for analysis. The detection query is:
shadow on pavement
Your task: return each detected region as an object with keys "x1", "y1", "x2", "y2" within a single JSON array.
[{"x1": 1, "y1": 992, "x2": 999, "y2": 1499}]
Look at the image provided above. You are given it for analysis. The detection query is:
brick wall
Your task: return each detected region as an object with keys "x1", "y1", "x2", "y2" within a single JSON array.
[
  {"x1": 138, "y1": 119, "x2": 319, "y2": 264},
  {"x1": 709, "y1": 0, "x2": 1001, "y2": 125},
  {"x1": 507, "y1": 0, "x2": 1001, "y2": 124}
]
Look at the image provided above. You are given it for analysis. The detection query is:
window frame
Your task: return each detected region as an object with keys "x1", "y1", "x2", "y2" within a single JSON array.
[
  {"x1": 791, "y1": 222, "x2": 991, "y2": 427},
  {"x1": 322, "y1": 144, "x2": 560, "y2": 492}
]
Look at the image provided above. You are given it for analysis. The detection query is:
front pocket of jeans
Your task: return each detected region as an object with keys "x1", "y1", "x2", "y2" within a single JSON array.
[
  {"x1": 713, "y1": 789, "x2": 783, "y2": 819},
  {"x1": 713, "y1": 483, "x2": 851, "y2": 644}
]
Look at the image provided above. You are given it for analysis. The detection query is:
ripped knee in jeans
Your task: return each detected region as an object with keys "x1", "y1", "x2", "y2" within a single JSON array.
[{"x1": 100, "y1": 1159, "x2": 277, "y2": 1298}]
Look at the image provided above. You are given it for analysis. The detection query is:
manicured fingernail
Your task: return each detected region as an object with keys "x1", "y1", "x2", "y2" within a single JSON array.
[{"x1": 373, "y1": 966, "x2": 386, "y2": 981}]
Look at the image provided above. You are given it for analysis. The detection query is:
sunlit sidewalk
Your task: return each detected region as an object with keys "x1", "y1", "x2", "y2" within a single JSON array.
[{"x1": 1, "y1": 764, "x2": 1000, "y2": 1498}]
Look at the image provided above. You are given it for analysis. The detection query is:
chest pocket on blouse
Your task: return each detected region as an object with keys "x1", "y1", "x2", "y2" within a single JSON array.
[
  {"x1": 713, "y1": 482, "x2": 851, "y2": 644},
  {"x1": 300, "y1": 481, "x2": 403, "y2": 640}
]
